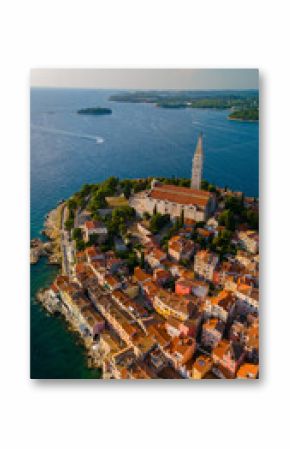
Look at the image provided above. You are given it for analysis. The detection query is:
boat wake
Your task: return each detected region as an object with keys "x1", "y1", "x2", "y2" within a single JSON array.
[{"x1": 31, "y1": 125, "x2": 104, "y2": 144}]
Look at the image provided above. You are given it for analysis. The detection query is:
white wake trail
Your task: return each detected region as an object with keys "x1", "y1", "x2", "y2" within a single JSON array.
[{"x1": 31, "y1": 125, "x2": 104, "y2": 144}]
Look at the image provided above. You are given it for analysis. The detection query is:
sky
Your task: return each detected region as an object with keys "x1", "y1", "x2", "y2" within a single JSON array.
[{"x1": 31, "y1": 68, "x2": 258, "y2": 90}]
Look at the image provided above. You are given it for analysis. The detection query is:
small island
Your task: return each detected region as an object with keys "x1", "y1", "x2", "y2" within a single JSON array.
[
  {"x1": 228, "y1": 108, "x2": 259, "y2": 122},
  {"x1": 77, "y1": 107, "x2": 112, "y2": 115}
]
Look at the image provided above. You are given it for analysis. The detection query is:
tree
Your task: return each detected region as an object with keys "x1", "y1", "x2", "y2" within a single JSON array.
[
  {"x1": 112, "y1": 206, "x2": 135, "y2": 220},
  {"x1": 211, "y1": 229, "x2": 234, "y2": 258},
  {"x1": 119, "y1": 222, "x2": 127, "y2": 237},
  {"x1": 149, "y1": 213, "x2": 170, "y2": 234},
  {"x1": 225, "y1": 196, "x2": 244, "y2": 215},
  {"x1": 120, "y1": 180, "x2": 132, "y2": 199},
  {"x1": 88, "y1": 191, "x2": 107, "y2": 211},
  {"x1": 195, "y1": 221, "x2": 205, "y2": 229},
  {"x1": 88, "y1": 234, "x2": 99, "y2": 245},
  {"x1": 92, "y1": 211, "x2": 101, "y2": 221},
  {"x1": 201, "y1": 180, "x2": 209, "y2": 191},
  {"x1": 140, "y1": 251, "x2": 145, "y2": 268},
  {"x1": 67, "y1": 198, "x2": 77, "y2": 211},
  {"x1": 126, "y1": 252, "x2": 138, "y2": 273},
  {"x1": 180, "y1": 209, "x2": 184, "y2": 226},
  {"x1": 79, "y1": 183, "x2": 94, "y2": 198},
  {"x1": 72, "y1": 227, "x2": 82, "y2": 240},
  {"x1": 208, "y1": 184, "x2": 217, "y2": 193},
  {"x1": 246, "y1": 210, "x2": 259, "y2": 230},
  {"x1": 76, "y1": 239, "x2": 85, "y2": 251},
  {"x1": 218, "y1": 210, "x2": 235, "y2": 231},
  {"x1": 133, "y1": 179, "x2": 148, "y2": 193},
  {"x1": 103, "y1": 176, "x2": 119, "y2": 194},
  {"x1": 179, "y1": 179, "x2": 190, "y2": 187},
  {"x1": 65, "y1": 218, "x2": 74, "y2": 231}
]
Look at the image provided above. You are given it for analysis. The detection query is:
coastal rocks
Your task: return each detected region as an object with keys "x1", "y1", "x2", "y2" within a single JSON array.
[
  {"x1": 30, "y1": 239, "x2": 47, "y2": 264},
  {"x1": 31, "y1": 203, "x2": 64, "y2": 265},
  {"x1": 36, "y1": 288, "x2": 61, "y2": 314},
  {"x1": 30, "y1": 239, "x2": 61, "y2": 265},
  {"x1": 43, "y1": 203, "x2": 64, "y2": 240}
]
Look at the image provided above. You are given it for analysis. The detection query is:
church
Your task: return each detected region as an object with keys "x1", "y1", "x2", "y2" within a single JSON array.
[{"x1": 129, "y1": 133, "x2": 216, "y2": 222}]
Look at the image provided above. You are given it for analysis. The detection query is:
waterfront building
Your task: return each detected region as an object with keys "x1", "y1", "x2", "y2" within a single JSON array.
[
  {"x1": 96, "y1": 295, "x2": 141, "y2": 350},
  {"x1": 81, "y1": 305, "x2": 105, "y2": 337}
]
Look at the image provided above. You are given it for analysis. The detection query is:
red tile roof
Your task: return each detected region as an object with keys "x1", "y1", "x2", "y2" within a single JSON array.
[{"x1": 150, "y1": 184, "x2": 211, "y2": 208}]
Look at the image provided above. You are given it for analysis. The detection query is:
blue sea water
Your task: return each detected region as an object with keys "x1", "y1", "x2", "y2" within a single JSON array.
[{"x1": 30, "y1": 88, "x2": 259, "y2": 378}]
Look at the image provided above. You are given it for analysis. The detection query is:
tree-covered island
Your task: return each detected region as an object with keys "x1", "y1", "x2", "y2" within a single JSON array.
[{"x1": 228, "y1": 108, "x2": 259, "y2": 122}]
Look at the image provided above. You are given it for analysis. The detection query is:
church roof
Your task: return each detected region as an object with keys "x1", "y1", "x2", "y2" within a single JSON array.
[{"x1": 150, "y1": 184, "x2": 211, "y2": 208}]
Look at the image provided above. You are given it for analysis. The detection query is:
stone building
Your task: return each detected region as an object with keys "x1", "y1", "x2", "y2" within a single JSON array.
[
  {"x1": 129, "y1": 134, "x2": 216, "y2": 222},
  {"x1": 191, "y1": 133, "x2": 203, "y2": 189}
]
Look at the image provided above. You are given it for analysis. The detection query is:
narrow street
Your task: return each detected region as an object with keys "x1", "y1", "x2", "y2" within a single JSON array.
[{"x1": 60, "y1": 205, "x2": 75, "y2": 276}]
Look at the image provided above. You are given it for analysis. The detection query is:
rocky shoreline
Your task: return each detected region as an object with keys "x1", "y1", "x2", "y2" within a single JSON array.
[
  {"x1": 36, "y1": 287, "x2": 104, "y2": 371},
  {"x1": 30, "y1": 203, "x2": 64, "y2": 265},
  {"x1": 227, "y1": 117, "x2": 258, "y2": 123}
]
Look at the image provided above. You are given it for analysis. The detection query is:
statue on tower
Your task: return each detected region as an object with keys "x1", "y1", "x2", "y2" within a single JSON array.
[{"x1": 191, "y1": 132, "x2": 204, "y2": 190}]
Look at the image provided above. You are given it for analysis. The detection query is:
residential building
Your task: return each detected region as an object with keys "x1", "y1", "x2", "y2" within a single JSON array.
[
  {"x1": 82, "y1": 220, "x2": 108, "y2": 243},
  {"x1": 238, "y1": 231, "x2": 259, "y2": 254},
  {"x1": 201, "y1": 318, "x2": 225, "y2": 348},
  {"x1": 212, "y1": 340, "x2": 246, "y2": 378},
  {"x1": 194, "y1": 250, "x2": 219, "y2": 281},
  {"x1": 192, "y1": 355, "x2": 213, "y2": 379},
  {"x1": 236, "y1": 363, "x2": 259, "y2": 379}
]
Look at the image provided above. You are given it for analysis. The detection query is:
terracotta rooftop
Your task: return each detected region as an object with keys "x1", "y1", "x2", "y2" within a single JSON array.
[
  {"x1": 134, "y1": 266, "x2": 152, "y2": 282},
  {"x1": 84, "y1": 220, "x2": 106, "y2": 230},
  {"x1": 150, "y1": 184, "x2": 211, "y2": 208},
  {"x1": 237, "y1": 363, "x2": 259, "y2": 379}
]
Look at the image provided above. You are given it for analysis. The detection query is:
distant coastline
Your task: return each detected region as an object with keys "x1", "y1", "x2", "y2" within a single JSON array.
[{"x1": 109, "y1": 91, "x2": 259, "y2": 121}]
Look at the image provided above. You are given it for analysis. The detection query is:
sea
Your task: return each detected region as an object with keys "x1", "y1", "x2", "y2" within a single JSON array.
[{"x1": 30, "y1": 87, "x2": 259, "y2": 378}]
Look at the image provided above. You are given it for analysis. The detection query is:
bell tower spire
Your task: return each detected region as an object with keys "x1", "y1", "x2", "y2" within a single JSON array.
[{"x1": 191, "y1": 133, "x2": 204, "y2": 190}]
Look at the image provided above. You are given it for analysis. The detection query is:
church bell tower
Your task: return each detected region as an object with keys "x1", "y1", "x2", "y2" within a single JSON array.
[{"x1": 191, "y1": 133, "x2": 204, "y2": 190}]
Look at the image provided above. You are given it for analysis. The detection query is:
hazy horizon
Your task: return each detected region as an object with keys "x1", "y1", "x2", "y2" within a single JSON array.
[{"x1": 31, "y1": 69, "x2": 259, "y2": 90}]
